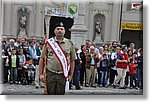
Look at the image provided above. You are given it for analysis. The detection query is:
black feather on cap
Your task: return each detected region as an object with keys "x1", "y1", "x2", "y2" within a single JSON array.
[{"x1": 54, "y1": 21, "x2": 66, "y2": 29}]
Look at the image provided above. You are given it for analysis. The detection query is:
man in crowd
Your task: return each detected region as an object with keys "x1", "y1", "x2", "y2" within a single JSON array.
[{"x1": 113, "y1": 45, "x2": 129, "y2": 89}]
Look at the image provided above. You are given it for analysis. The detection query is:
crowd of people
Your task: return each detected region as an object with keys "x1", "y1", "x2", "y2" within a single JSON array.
[
  {"x1": 2, "y1": 36, "x2": 44, "y2": 88},
  {"x1": 71, "y1": 40, "x2": 143, "y2": 90},
  {"x1": 1, "y1": 36, "x2": 143, "y2": 90}
]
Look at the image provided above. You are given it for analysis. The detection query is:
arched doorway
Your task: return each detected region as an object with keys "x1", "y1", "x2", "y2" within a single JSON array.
[{"x1": 49, "y1": 16, "x2": 74, "y2": 39}]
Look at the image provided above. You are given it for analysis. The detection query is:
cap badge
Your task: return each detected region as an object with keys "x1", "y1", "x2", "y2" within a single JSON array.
[{"x1": 60, "y1": 22, "x2": 63, "y2": 27}]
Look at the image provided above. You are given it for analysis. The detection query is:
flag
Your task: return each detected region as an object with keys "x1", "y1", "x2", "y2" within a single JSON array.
[{"x1": 66, "y1": 1, "x2": 79, "y2": 18}]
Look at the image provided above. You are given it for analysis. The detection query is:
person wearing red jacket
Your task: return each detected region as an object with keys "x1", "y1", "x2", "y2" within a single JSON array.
[
  {"x1": 113, "y1": 45, "x2": 129, "y2": 89},
  {"x1": 129, "y1": 58, "x2": 139, "y2": 89}
]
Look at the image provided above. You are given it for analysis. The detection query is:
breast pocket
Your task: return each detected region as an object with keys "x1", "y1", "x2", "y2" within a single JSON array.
[
  {"x1": 47, "y1": 51, "x2": 54, "y2": 60},
  {"x1": 64, "y1": 48, "x2": 70, "y2": 57}
]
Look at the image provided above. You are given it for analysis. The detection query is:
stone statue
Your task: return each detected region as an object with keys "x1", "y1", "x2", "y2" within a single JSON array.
[
  {"x1": 20, "y1": 15, "x2": 26, "y2": 30},
  {"x1": 95, "y1": 18, "x2": 102, "y2": 34},
  {"x1": 94, "y1": 18, "x2": 102, "y2": 42},
  {"x1": 18, "y1": 15, "x2": 27, "y2": 38}
]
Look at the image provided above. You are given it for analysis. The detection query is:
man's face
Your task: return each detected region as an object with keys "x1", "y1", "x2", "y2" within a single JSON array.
[
  {"x1": 54, "y1": 27, "x2": 65, "y2": 37},
  {"x1": 12, "y1": 50, "x2": 16, "y2": 55},
  {"x1": 16, "y1": 38, "x2": 20, "y2": 42},
  {"x1": 103, "y1": 55, "x2": 107, "y2": 59},
  {"x1": 124, "y1": 47, "x2": 128, "y2": 51},
  {"x1": 99, "y1": 48, "x2": 103, "y2": 53},
  {"x1": 104, "y1": 45, "x2": 108, "y2": 50},
  {"x1": 10, "y1": 41, "x2": 15, "y2": 46},
  {"x1": 30, "y1": 41, "x2": 34, "y2": 46},
  {"x1": 21, "y1": 38, "x2": 25, "y2": 44},
  {"x1": 19, "y1": 49, "x2": 23, "y2": 54},
  {"x1": 32, "y1": 38, "x2": 37, "y2": 43},
  {"x1": 112, "y1": 42, "x2": 117, "y2": 48},
  {"x1": 91, "y1": 48, "x2": 95, "y2": 53},
  {"x1": 116, "y1": 47, "x2": 120, "y2": 53},
  {"x1": 130, "y1": 43, "x2": 135, "y2": 49}
]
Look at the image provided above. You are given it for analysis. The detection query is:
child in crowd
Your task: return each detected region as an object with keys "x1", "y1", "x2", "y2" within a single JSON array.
[
  {"x1": 100, "y1": 54, "x2": 109, "y2": 87},
  {"x1": 18, "y1": 48, "x2": 26, "y2": 84},
  {"x1": 24, "y1": 59, "x2": 35, "y2": 84},
  {"x1": 129, "y1": 58, "x2": 139, "y2": 89},
  {"x1": 9, "y1": 49, "x2": 19, "y2": 84}
]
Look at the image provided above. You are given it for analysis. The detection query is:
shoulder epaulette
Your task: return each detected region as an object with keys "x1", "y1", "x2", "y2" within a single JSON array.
[{"x1": 69, "y1": 40, "x2": 74, "y2": 45}]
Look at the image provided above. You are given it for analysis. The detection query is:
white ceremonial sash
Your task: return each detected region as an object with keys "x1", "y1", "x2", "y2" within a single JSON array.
[{"x1": 47, "y1": 38, "x2": 69, "y2": 78}]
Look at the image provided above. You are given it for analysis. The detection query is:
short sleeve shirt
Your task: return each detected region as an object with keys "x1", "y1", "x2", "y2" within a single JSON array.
[
  {"x1": 41, "y1": 37, "x2": 76, "y2": 72},
  {"x1": 11, "y1": 55, "x2": 17, "y2": 68}
]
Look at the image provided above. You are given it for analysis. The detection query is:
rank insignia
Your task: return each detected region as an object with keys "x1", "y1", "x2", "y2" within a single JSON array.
[{"x1": 49, "y1": 51, "x2": 53, "y2": 56}]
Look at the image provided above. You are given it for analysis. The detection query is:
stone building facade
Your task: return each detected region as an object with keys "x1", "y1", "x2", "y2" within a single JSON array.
[{"x1": 0, "y1": 0, "x2": 143, "y2": 48}]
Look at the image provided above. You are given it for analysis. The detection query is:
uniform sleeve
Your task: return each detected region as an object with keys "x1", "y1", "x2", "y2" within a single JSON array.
[
  {"x1": 70, "y1": 42, "x2": 76, "y2": 62},
  {"x1": 40, "y1": 44, "x2": 47, "y2": 59}
]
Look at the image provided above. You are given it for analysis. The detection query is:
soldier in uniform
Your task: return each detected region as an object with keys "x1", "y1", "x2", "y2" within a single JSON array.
[{"x1": 39, "y1": 21, "x2": 76, "y2": 95}]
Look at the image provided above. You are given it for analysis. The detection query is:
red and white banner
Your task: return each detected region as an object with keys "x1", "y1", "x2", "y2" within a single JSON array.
[{"x1": 47, "y1": 38, "x2": 70, "y2": 78}]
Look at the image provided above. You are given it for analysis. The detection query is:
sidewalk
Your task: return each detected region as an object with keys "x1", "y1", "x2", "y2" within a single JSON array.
[
  {"x1": 66, "y1": 85, "x2": 143, "y2": 95},
  {"x1": 1, "y1": 83, "x2": 143, "y2": 95}
]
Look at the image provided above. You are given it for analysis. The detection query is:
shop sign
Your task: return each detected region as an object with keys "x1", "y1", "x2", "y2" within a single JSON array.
[{"x1": 121, "y1": 22, "x2": 143, "y2": 30}]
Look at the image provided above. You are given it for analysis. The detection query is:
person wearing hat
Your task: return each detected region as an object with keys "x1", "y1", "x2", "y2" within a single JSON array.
[{"x1": 39, "y1": 21, "x2": 76, "y2": 95}]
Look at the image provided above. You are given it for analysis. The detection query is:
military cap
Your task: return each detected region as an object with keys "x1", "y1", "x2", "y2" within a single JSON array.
[{"x1": 54, "y1": 21, "x2": 66, "y2": 30}]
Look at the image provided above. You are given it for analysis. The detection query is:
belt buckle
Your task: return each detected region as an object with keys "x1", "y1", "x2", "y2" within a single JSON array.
[
  {"x1": 55, "y1": 70, "x2": 59, "y2": 74},
  {"x1": 50, "y1": 69, "x2": 63, "y2": 74},
  {"x1": 56, "y1": 70, "x2": 62, "y2": 74}
]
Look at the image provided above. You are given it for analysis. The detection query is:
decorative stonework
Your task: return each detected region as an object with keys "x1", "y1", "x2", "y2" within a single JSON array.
[
  {"x1": 17, "y1": 7, "x2": 30, "y2": 38},
  {"x1": 70, "y1": 25, "x2": 88, "y2": 32},
  {"x1": 94, "y1": 13, "x2": 105, "y2": 42}
]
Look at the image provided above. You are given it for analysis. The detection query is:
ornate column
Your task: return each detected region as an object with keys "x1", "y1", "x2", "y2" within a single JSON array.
[
  {"x1": 0, "y1": 0, "x2": 3, "y2": 37},
  {"x1": 70, "y1": 2, "x2": 88, "y2": 48},
  {"x1": 110, "y1": 0, "x2": 122, "y2": 42},
  {"x1": 3, "y1": 1, "x2": 12, "y2": 37},
  {"x1": 10, "y1": 0, "x2": 16, "y2": 37},
  {"x1": 34, "y1": 3, "x2": 44, "y2": 38},
  {"x1": 0, "y1": 0, "x2": 3, "y2": 85},
  {"x1": 45, "y1": 16, "x2": 51, "y2": 38}
]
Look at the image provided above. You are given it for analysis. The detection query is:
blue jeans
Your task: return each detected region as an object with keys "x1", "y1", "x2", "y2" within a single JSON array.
[
  {"x1": 137, "y1": 68, "x2": 143, "y2": 88},
  {"x1": 73, "y1": 66, "x2": 80, "y2": 89},
  {"x1": 130, "y1": 74, "x2": 137, "y2": 87},
  {"x1": 28, "y1": 70, "x2": 34, "y2": 81},
  {"x1": 100, "y1": 71, "x2": 108, "y2": 86},
  {"x1": 10, "y1": 67, "x2": 18, "y2": 82},
  {"x1": 97, "y1": 67, "x2": 101, "y2": 85}
]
